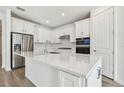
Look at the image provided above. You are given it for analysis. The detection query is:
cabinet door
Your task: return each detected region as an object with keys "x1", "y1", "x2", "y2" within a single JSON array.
[
  {"x1": 75, "y1": 22, "x2": 82, "y2": 38},
  {"x1": 75, "y1": 18, "x2": 90, "y2": 38},
  {"x1": 59, "y1": 71, "x2": 82, "y2": 87},
  {"x1": 12, "y1": 18, "x2": 35, "y2": 34},
  {"x1": 69, "y1": 27, "x2": 76, "y2": 42},
  {"x1": 83, "y1": 19, "x2": 90, "y2": 37},
  {"x1": 54, "y1": 31, "x2": 60, "y2": 43},
  {"x1": 12, "y1": 18, "x2": 18, "y2": 32},
  {"x1": 34, "y1": 25, "x2": 40, "y2": 42},
  {"x1": 39, "y1": 29, "x2": 45, "y2": 43},
  {"x1": 46, "y1": 30, "x2": 52, "y2": 43},
  {"x1": 25, "y1": 22, "x2": 34, "y2": 35},
  {"x1": 12, "y1": 18, "x2": 24, "y2": 33}
]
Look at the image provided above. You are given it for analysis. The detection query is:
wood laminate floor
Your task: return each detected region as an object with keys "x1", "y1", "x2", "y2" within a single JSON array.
[
  {"x1": 0, "y1": 67, "x2": 34, "y2": 87},
  {"x1": 0, "y1": 67, "x2": 123, "y2": 87},
  {"x1": 102, "y1": 76, "x2": 123, "y2": 87},
  {"x1": 0, "y1": 55, "x2": 2, "y2": 68}
]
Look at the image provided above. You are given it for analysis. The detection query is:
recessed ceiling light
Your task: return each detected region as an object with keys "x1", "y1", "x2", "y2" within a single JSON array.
[
  {"x1": 46, "y1": 20, "x2": 49, "y2": 23},
  {"x1": 61, "y1": 13, "x2": 65, "y2": 16}
]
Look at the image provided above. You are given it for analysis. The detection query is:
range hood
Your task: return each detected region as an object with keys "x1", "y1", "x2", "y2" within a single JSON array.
[{"x1": 59, "y1": 35, "x2": 70, "y2": 39}]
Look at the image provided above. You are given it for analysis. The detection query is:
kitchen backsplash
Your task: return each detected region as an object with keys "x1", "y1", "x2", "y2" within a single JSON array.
[{"x1": 34, "y1": 39, "x2": 76, "y2": 52}]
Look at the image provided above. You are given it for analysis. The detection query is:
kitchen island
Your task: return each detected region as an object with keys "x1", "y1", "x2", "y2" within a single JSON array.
[{"x1": 16, "y1": 52, "x2": 102, "y2": 87}]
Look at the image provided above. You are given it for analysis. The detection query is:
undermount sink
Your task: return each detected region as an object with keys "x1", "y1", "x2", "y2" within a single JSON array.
[{"x1": 49, "y1": 52, "x2": 60, "y2": 54}]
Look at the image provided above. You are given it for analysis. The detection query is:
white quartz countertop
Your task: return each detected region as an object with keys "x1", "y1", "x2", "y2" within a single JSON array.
[{"x1": 14, "y1": 51, "x2": 101, "y2": 77}]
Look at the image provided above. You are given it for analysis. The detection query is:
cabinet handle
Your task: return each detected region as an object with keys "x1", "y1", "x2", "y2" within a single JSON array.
[
  {"x1": 97, "y1": 66, "x2": 101, "y2": 79},
  {"x1": 81, "y1": 32, "x2": 83, "y2": 35},
  {"x1": 93, "y1": 50, "x2": 97, "y2": 52}
]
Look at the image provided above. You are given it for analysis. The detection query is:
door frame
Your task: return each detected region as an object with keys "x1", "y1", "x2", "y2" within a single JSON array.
[
  {"x1": 113, "y1": 7, "x2": 120, "y2": 83},
  {"x1": 0, "y1": 20, "x2": 2, "y2": 68},
  {"x1": 0, "y1": 17, "x2": 5, "y2": 69},
  {"x1": 90, "y1": 7, "x2": 115, "y2": 79}
]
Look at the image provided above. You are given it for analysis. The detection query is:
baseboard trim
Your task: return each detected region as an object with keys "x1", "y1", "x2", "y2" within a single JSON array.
[
  {"x1": 102, "y1": 73, "x2": 114, "y2": 79},
  {"x1": 115, "y1": 78, "x2": 124, "y2": 86},
  {"x1": 5, "y1": 67, "x2": 11, "y2": 71},
  {"x1": 1, "y1": 65, "x2": 5, "y2": 69}
]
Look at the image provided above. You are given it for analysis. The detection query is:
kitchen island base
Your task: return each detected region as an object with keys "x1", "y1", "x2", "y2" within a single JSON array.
[{"x1": 25, "y1": 54, "x2": 102, "y2": 87}]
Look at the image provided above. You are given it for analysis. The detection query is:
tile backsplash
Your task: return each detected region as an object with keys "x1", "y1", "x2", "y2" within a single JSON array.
[{"x1": 34, "y1": 39, "x2": 76, "y2": 53}]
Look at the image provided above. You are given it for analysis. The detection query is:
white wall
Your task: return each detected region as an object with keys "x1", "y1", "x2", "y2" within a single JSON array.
[{"x1": 114, "y1": 7, "x2": 124, "y2": 85}]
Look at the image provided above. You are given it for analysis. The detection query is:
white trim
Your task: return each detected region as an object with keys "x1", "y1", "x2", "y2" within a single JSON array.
[
  {"x1": 91, "y1": 6, "x2": 113, "y2": 17},
  {"x1": 113, "y1": 6, "x2": 124, "y2": 86},
  {"x1": 0, "y1": 10, "x2": 6, "y2": 69},
  {"x1": 113, "y1": 7, "x2": 118, "y2": 81},
  {"x1": 5, "y1": 9, "x2": 11, "y2": 71},
  {"x1": 5, "y1": 68, "x2": 11, "y2": 71},
  {"x1": 1, "y1": 65, "x2": 4, "y2": 68},
  {"x1": 115, "y1": 78, "x2": 124, "y2": 86}
]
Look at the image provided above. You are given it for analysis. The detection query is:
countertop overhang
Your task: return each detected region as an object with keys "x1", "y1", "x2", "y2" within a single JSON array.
[{"x1": 14, "y1": 51, "x2": 102, "y2": 78}]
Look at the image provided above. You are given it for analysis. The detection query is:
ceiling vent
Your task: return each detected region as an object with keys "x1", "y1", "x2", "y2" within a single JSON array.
[{"x1": 16, "y1": 7, "x2": 26, "y2": 12}]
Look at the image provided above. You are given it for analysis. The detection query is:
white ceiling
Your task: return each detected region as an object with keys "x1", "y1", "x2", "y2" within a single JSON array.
[{"x1": 0, "y1": 6, "x2": 97, "y2": 28}]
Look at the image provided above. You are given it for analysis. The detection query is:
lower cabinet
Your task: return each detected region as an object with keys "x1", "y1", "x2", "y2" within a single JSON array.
[
  {"x1": 59, "y1": 71, "x2": 83, "y2": 87},
  {"x1": 59, "y1": 58, "x2": 102, "y2": 87}
]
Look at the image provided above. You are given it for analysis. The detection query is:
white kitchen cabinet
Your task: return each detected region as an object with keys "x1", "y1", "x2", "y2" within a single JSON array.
[
  {"x1": 53, "y1": 24, "x2": 75, "y2": 43},
  {"x1": 34, "y1": 25, "x2": 40, "y2": 42},
  {"x1": 12, "y1": 18, "x2": 23, "y2": 33},
  {"x1": 75, "y1": 18, "x2": 90, "y2": 38},
  {"x1": 59, "y1": 58, "x2": 102, "y2": 87},
  {"x1": 69, "y1": 27, "x2": 76, "y2": 42},
  {"x1": 59, "y1": 71, "x2": 82, "y2": 87},
  {"x1": 23, "y1": 21, "x2": 34, "y2": 35},
  {"x1": 53, "y1": 30, "x2": 61, "y2": 43},
  {"x1": 11, "y1": 17, "x2": 34, "y2": 35},
  {"x1": 34, "y1": 25, "x2": 53, "y2": 43},
  {"x1": 46, "y1": 30, "x2": 54, "y2": 43},
  {"x1": 34, "y1": 25, "x2": 45, "y2": 43},
  {"x1": 25, "y1": 53, "x2": 102, "y2": 87}
]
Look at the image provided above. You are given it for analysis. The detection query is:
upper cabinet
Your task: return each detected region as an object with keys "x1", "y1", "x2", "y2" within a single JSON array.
[
  {"x1": 75, "y1": 18, "x2": 90, "y2": 38},
  {"x1": 33, "y1": 25, "x2": 53, "y2": 43},
  {"x1": 53, "y1": 24, "x2": 76, "y2": 43},
  {"x1": 11, "y1": 17, "x2": 34, "y2": 35},
  {"x1": 33, "y1": 25, "x2": 40, "y2": 42}
]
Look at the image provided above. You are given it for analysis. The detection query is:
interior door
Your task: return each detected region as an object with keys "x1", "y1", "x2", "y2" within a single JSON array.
[{"x1": 92, "y1": 8, "x2": 114, "y2": 79}]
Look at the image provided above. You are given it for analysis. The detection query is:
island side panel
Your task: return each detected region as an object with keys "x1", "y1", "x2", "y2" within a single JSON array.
[
  {"x1": 86, "y1": 57, "x2": 102, "y2": 87},
  {"x1": 25, "y1": 58, "x2": 59, "y2": 87}
]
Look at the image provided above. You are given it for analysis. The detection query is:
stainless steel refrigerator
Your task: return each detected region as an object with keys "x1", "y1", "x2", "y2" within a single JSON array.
[{"x1": 11, "y1": 32, "x2": 33, "y2": 69}]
